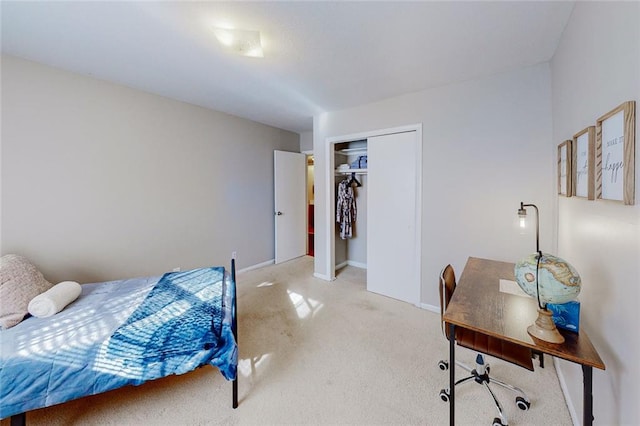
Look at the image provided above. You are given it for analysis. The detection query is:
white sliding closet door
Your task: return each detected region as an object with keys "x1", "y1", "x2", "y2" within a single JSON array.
[{"x1": 367, "y1": 131, "x2": 420, "y2": 305}]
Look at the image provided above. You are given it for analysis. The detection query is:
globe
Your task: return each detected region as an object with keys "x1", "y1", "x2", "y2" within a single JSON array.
[{"x1": 514, "y1": 253, "x2": 581, "y2": 305}]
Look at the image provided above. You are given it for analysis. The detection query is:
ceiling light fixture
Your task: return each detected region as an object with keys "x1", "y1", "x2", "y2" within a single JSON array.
[{"x1": 213, "y1": 27, "x2": 263, "y2": 58}]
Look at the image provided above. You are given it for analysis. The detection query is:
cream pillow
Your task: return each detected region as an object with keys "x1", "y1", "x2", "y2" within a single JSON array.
[{"x1": 0, "y1": 254, "x2": 54, "y2": 329}]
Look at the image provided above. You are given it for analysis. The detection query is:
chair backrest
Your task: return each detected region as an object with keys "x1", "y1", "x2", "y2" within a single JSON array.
[{"x1": 439, "y1": 264, "x2": 456, "y2": 336}]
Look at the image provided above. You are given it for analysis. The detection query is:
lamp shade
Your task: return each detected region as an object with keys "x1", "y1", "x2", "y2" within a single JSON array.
[{"x1": 514, "y1": 253, "x2": 581, "y2": 305}]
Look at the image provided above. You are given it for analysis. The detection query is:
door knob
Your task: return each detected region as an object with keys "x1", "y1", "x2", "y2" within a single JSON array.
[{"x1": 276, "y1": 211, "x2": 283, "y2": 216}]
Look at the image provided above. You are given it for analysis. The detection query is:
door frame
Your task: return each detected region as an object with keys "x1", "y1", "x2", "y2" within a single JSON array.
[
  {"x1": 302, "y1": 150, "x2": 314, "y2": 256},
  {"x1": 324, "y1": 124, "x2": 423, "y2": 304}
]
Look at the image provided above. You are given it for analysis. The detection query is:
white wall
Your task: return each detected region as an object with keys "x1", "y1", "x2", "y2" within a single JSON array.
[
  {"x1": 1, "y1": 55, "x2": 300, "y2": 283},
  {"x1": 314, "y1": 63, "x2": 554, "y2": 307},
  {"x1": 299, "y1": 131, "x2": 313, "y2": 153},
  {"x1": 551, "y1": 2, "x2": 640, "y2": 424}
]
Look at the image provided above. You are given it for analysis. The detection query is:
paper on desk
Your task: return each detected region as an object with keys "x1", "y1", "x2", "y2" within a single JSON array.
[{"x1": 499, "y1": 279, "x2": 529, "y2": 298}]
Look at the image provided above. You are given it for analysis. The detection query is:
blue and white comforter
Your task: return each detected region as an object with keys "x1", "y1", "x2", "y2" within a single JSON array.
[{"x1": 0, "y1": 267, "x2": 237, "y2": 419}]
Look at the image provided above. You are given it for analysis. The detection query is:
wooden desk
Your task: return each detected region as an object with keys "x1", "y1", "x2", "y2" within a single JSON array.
[{"x1": 443, "y1": 257, "x2": 605, "y2": 426}]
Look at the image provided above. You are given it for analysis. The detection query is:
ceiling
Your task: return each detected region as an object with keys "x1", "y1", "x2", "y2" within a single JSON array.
[{"x1": 1, "y1": 1, "x2": 575, "y2": 134}]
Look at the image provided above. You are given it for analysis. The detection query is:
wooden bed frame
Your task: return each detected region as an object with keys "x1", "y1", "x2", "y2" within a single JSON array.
[{"x1": 9, "y1": 258, "x2": 239, "y2": 426}]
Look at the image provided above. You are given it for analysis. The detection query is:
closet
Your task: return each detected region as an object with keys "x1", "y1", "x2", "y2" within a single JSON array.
[
  {"x1": 331, "y1": 128, "x2": 421, "y2": 306},
  {"x1": 334, "y1": 140, "x2": 368, "y2": 269}
]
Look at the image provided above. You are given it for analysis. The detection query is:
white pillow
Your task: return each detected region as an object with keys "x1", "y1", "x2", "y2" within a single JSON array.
[
  {"x1": 28, "y1": 281, "x2": 82, "y2": 318},
  {"x1": 0, "y1": 254, "x2": 54, "y2": 328}
]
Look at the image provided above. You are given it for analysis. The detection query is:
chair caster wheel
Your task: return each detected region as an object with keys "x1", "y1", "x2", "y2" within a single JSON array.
[
  {"x1": 439, "y1": 389, "x2": 450, "y2": 402},
  {"x1": 438, "y1": 360, "x2": 448, "y2": 371},
  {"x1": 516, "y1": 396, "x2": 530, "y2": 411},
  {"x1": 492, "y1": 417, "x2": 505, "y2": 426}
]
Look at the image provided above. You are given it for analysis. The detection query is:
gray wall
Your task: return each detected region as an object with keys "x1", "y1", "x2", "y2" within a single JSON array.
[
  {"x1": 551, "y1": 2, "x2": 639, "y2": 424},
  {"x1": 314, "y1": 63, "x2": 554, "y2": 309},
  {"x1": 1, "y1": 55, "x2": 300, "y2": 283}
]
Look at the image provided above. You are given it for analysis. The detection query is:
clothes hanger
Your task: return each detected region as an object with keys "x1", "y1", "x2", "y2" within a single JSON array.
[{"x1": 348, "y1": 172, "x2": 362, "y2": 187}]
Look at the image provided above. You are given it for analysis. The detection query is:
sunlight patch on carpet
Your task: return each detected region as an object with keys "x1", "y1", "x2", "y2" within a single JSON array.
[{"x1": 287, "y1": 290, "x2": 323, "y2": 319}]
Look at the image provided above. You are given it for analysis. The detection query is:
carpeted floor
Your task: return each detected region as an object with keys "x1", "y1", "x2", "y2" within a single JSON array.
[{"x1": 4, "y1": 256, "x2": 572, "y2": 425}]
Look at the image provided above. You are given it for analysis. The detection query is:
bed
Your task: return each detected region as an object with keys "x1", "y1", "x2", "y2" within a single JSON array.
[{"x1": 0, "y1": 259, "x2": 238, "y2": 425}]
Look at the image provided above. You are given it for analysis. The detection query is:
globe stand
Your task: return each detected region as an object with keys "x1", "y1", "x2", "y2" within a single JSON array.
[{"x1": 527, "y1": 307, "x2": 565, "y2": 344}]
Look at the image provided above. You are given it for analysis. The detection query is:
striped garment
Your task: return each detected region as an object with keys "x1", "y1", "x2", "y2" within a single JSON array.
[{"x1": 336, "y1": 179, "x2": 357, "y2": 239}]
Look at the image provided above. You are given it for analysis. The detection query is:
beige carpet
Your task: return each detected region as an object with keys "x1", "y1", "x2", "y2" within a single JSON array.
[{"x1": 4, "y1": 256, "x2": 572, "y2": 425}]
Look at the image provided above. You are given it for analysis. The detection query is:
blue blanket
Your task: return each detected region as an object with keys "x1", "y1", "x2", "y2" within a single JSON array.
[{"x1": 0, "y1": 267, "x2": 237, "y2": 419}]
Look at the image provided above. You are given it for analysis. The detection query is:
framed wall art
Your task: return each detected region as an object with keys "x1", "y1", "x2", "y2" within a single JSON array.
[
  {"x1": 595, "y1": 101, "x2": 636, "y2": 205},
  {"x1": 572, "y1": 126, "x2": 595, "y2": 200},
  {"x1": 558, "y1": 140, "x2": 572, "y2": 197}
]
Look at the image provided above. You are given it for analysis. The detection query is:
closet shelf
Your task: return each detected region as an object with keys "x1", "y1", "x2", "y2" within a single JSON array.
[
  {"x1": 335, "y1": 168, "x2": 367, "y2": 175},
  {"x1": 335, "y1": 148, "x2": 368, "y2": 156}
]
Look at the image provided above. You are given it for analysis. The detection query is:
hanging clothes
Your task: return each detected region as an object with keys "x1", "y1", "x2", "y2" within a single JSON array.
[{"x1": 336, "y1": 178, "x2": 357, "y2": 239}]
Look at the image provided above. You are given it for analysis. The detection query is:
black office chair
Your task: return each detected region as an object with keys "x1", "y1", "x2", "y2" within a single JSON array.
[{"x1": 438, "y1": 264, "x2": 533, "y2": 426}]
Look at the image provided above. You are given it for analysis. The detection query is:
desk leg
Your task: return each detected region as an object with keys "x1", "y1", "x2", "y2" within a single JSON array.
[
  {"x1": 448, "y1": 323, "x2": 455, "y2": 426},
  {"x1": 583, "y1": 365, "x2": 593, "y2": 426}
]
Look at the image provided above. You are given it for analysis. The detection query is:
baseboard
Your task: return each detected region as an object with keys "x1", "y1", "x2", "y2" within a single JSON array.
[
  {"x1": 236, "y1": 259, "x2": 274, "y2": 274},
  {"x1": 335, "y1": 261, "x2": 349, "y2": 270},
  {"x1": 336, "y1": 260, "x2": 367, "y2": 270},
  {"x1": 313, "y1": 272, "x2": 335, "y2": 281},
  {"x1": 347, "y1": 260, "x2": 367, "y2": 269},
  {"x1": 420, "y1": 303, "x2": 440, "y2": 314},
  {"x1": 554, "y1": 357, "x2": 580, "y2": 426}
]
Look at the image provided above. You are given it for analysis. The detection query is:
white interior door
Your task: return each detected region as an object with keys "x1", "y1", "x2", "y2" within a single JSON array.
[
  {"x1": 274, "y1": 150, "x2": 307, "y2": 264},
  {"x1": 366, "y1": 131, "x2": 420, "y2": 304}
]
